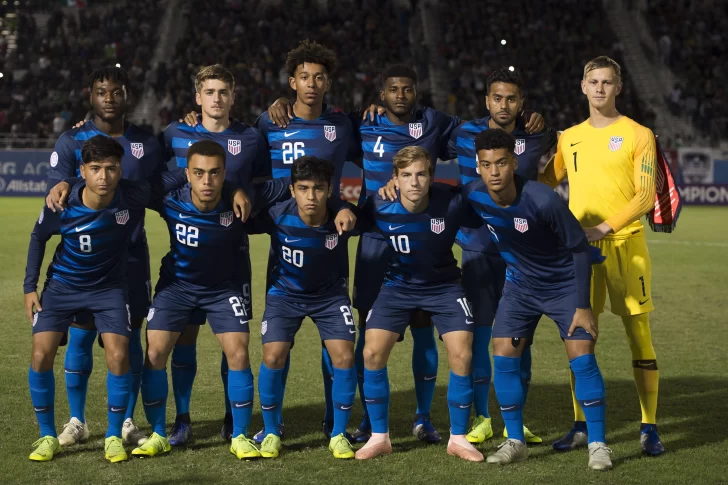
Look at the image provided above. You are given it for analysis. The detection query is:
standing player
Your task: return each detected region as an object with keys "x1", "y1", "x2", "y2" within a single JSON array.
[
  {"x1": 161, "y1": 64, "x2": 270, "y2": 445},
  {"x1": 47, "y1": 67, "x2": 166, "y2": 448},
  {"x1": 469, "y1": 129, "x2": 612, "y2": 471},
  {"x1": 540, "y1": 56, "x2": 663, "y2": 456},
  {"x1": 448, "y1": 68, "x2": 556, "y2": 444}
]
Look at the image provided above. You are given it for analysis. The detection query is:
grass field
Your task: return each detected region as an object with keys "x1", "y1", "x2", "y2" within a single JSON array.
[{"x1": 1, "y1": 197, "x2": 727, "y2": 484}]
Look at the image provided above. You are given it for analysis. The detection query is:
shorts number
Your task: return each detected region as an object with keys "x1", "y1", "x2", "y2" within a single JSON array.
[
  {"x1": 229, "y1": 296, "x2": 248, "y2": 317},
  {"x1": 373, "y1": 136, "x2": 385, "y2": 157},
  {"x1": 79, "y1": 234, "x2": 92, "y2": 253},
  {"x1": 486, "y1": 224, "x2": 499, "y2": 242},
  {"x1": 639, "y1": 275, "x2": 646, "y2": 297},
  {"x1": 389, "y1": 234, "x2": 410, "y2": 253},
  {"x1": 340, "y1": 305, "x2": 355, "y2": 327},
  {"x1": 282, "y1": 245, "x2": 304, "y2": 267},
  {"x1": 457, "y1": 297, "x2": 473, "y2": 317},
  {"x1": 282, "y1": 141, "x2": 305, "y2": 164},
  {"x1": 175, "y1": 224, "x2": 199, "y2": 247},
  {"x1": 242, "y1": 283, "x2": 251, "y2": 306}
]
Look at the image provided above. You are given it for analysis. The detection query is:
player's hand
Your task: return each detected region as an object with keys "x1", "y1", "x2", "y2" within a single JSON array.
[
  {"x1": 46, "y1": 181, "x2": 71, "y2": 212},
  {"x1": 585, "y1": 222, "x2": 613, "y2": 242},
  {"x1": 362, "y1": 104, "x2": 387, "y2": 121},
  {"x1": 522, "y1": 111, "x2": 545, "y2": 134},
  {"x1": 377, "y1": 178, "x2": 398, "y2": 201},
  {"x1": 232, "y1": 188, "x2": 252, "y2": 222},
  {"x1": 568, "y1": 308, "x2": 598, "y2": 340},
  {"x1": 72, "y1": 119, "x2": 87, "y2": 129},
  {"x1": 24, "y1": 292, "x2": 41, "y2": 325},
  {"x1": 268, "y1": 98, "x2": 294, "y2": 128},
  {"x1": 334, "y1": 208, "x2": 357, "y2": 235},
  {"x1": 180, "y1": 112, "x2": 200, "y2": 127}
]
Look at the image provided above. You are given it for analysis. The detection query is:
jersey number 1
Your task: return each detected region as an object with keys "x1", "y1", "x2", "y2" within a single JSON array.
[{"x1": 572, "y1": 151, "x2": 577, "y2": 172}]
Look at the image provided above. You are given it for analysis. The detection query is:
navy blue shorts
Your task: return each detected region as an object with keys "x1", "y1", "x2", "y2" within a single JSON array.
[
  {"x1": 353, "y1": 235, "x2": 392, "y2": 312},
  {"x1": 147, "y1": 280, "x2": 251, "y2": 334},
  {"x1": 261, "y1": 292, "x2": 355, "y2": 344},
  {"x1": 492, "y1": 282, "x2": 592, "y2": 341},
  {"x1": 34, "y1": 280, "x2": 131, "y2": 337},
  {"x1": 366, "y1": 284, "x2": 473, "y2": 337},
  {"x1": 461, "y1": 248, "x2": 506, "y2": 327}
]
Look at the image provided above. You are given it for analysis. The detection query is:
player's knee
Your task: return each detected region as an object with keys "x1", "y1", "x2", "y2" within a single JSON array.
[
  {"x1": 224, "y1": 348, "x2": 249, "y2": 370},
  {"x1": 329, "y1": 352, "x2": 354, "y2": 370},
  {"x1": 263, "y1": 351, "x2": 287, "y2": 370},
  {"x1": 104, "y1": 345, "x2": 129, "y2": 370},
  {"x1": 362, "y1": 346, "x2": 386, "y2": 370},
  {"x1": 447, "y1": 347, "x2": 472, "y2": 372},
  {"x1": 30, "y1": 348, "x2": 54, "y2": 373},
  {"x1": 145, "y1": 345, "x2": 169, "y2": 370}
]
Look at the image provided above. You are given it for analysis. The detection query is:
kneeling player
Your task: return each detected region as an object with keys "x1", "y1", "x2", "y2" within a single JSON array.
[{"x1": 469, "y1": 129, "x2": 612, "y2": 471}]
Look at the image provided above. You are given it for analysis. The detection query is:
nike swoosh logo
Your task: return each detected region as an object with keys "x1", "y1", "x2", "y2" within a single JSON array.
[
  {"x1": 465, "y1": 320, "x2": 474, "y2": 325},
  {"x1": 349, "y1": 329, "x2": 356, "y2": 334},
  {"x1": 364, "y1": 399, "x2": 378, "y2": 404},
  {"x1": 388, "y1": 224, "x2": 404, "y2": 231},
  {"x1": 480, "y1": 214, "x2": 494, "y2": 219},
  {"x1": 458, "y1": 404, "x2": 470, "y2": 409},
  {"x1": 75, "y1": 223, "x2": 92, "y2": 232},
  {"x1": 188, "y1": 141, "x2": 193, "y2": 147},
  {"x1": 500, "y1": 405, "x2": 516, "y2": 411},
  {"x1": 179, "y1": 213, "x2": 193, "y2": 219},
  {"x1": 234, "y1": 403, "x2": 251, "y2": 408},
  {"x1": 240, "y1": 319, "x2": 249, "y2": 325},
  {"x1": 570, "y1": 142, "x2": 582, "y2": 146},
  {"x1": 284, "y1": 131, "x2": 300, "y2": 138},
  {"x1": 583, "y1": 400, "x2": 601, "y2": 407},
  {"x1": 64, "y1": 369, "x2": 85, "y2": 374},
  {"x1": 423, "y1": 376, "x2": 436, "y2": 381},
  {"x1": 340, "y1": 405, "x2": 354, "y2": 410},
  {"x1": 261, "y1": 405, "x2": 276, "y2": 410},
  {"x1": 284, "y1": 237, "x2": 301, "y2": 243},
  {"x1": 639, "y1": 298, "x2": 650, "y2": 305},
  {"x1": 110, "y1": 406, "x2": 125, "y2": 412},
  {"x1": 144, "y1": 400, "x2": 163, "y2": 407}
]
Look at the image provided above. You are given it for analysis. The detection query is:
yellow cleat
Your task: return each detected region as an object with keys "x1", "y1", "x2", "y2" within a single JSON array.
[
  {"x1": 329, "y1": 433, "x2": 355, "y2": 459},
  {"x1": 29, "y1": 436, "x2": 61, "y2": 462},
  {"x1": 104, "y1": 436, "x2": 128, "y2": 463},
  {"x1": 466, "y1": 416, "x2": 494, "y2": 443},
  {"x1": 260, "y1": 434, "x2": 282, "y2": 459},
  {"x1": 131, "y1": 432, "x2": 171, "y2": 458},
  {"x1": 503, "y1": 425, "x2": 543, "y2": 444},
  {"x1": 230, "y1": 434, "x2": 261, "y2": 460}
]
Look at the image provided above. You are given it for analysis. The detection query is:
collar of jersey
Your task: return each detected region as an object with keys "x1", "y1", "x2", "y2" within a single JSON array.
[
  {"x1": 375, "y1": 109, "x2": 423, "y2": 126},
  {"x1": 84, "y1": 119, "x2": 131, "y2": 138},
  {"x1": 193, "y1": 120, "x2": 240, "y2": 134},
  {"x1": 287, "y1": 104, "x2": 332, "y2": 122}
]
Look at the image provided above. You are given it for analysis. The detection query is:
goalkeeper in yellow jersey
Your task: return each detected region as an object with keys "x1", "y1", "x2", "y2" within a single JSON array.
[{"x1": 539, "y1": 56, "x2": 664, "y2": 457}]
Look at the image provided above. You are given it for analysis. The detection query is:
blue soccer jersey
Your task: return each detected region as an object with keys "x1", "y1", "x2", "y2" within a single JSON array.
[{"x1": 449, "y1": 117, "x2": 556, "y2": 252}]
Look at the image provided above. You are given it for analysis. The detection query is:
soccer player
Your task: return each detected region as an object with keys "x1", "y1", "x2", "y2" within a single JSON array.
[
  {"x1": 47, "y1": 67, "x2": 166, "y2": 448},
  {"x1": 448, "y1": 68, "x2": 556, "y2": 444},
  {"x1": 24, "y1": 135, "x2": 187, "y2": 463},
  {"x1": 539, "y1": 56, "x2": 663, "y2": 456},
  {"x1": 161, "y1": 64, "x2": 270, "y2": 445},
  {"x1": 354, "y1": 146, "x2": 484, "y2": 462},
  {"x1": 468, "y1": 129, "x2": 612, "y2": 471},
  {"x1": 252, "y1": 157, "x2": 358, "y2": 460}
]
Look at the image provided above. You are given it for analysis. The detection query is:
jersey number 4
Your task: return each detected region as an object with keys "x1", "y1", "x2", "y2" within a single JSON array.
[
  {"x1": 282, "y1": 142, "x2": 305, "y2": 164},
  {"x1": 373, "y1": 136, "x2": 385, "y2": 157}
]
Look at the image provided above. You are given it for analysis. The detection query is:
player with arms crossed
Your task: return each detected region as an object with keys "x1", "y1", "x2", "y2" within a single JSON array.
[
  {"x1": 47, "y1": 67, "x2": 166, "y2": 448},
  {"x1": 469, "y1": 129, "x2": 612, "y2": 471},
  {"x1": 540, "y1": 56, "x2": 663, "y2": 456}
]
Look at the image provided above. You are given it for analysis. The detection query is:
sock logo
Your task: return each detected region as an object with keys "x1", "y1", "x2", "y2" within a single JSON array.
[
  {"x1": 33, "y1": 406, "x2": 50, "y2": 413},
  {"x1": 261, "y1": 404, "x2": 278, "y2": 411},
  {"x1": 579, "y1": 398, "x2": 605, "y2": 408},
  {"x1": 143, "y1": 399, "x2": 164, "y2": 407},
  {"x1": 232, "y1": 401, "x2": 253, "y2": 408},
  {"x1": 109, "y1": 405, "x2": 127, "y2": 413}
]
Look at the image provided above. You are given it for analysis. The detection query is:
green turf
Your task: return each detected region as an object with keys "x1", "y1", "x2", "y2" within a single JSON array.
[{"x1": 1, "y1": 197, "x2": 727, "y2": 484}]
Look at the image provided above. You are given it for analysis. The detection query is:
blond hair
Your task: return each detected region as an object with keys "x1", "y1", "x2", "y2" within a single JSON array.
[
  {"x1": 583, "y1": 56, "x2": 622, "y2": 80},
  {"x1": 195, "y1": 64, "x2": 235, "y2": 93},
  {"x1": 393, "y1": 146, "x2": 433, "y2": 176}
]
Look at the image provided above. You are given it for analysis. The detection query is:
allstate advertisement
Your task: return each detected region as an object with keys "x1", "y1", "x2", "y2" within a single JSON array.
[{"x1": 0, "y1": 151, "x2": 50, "y2": 196}]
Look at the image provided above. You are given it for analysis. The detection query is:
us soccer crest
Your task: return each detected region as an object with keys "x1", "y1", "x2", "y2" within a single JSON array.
[
  {"x1": 115, "y1": 210, "x2": 129, "y2": 225},
  {"x1": 324, "y1": 125, "x2": 337, "y2": 142},
  {"x1": 514, "y1": 217, "x2": 528, "y2": 233},
  {"x1": 608, "y1": 136, "x2": 623, "y2": 152},
  {"x1": 261, "y1": 320, "x2": 268, "y2": 336},
  {"x1": 228, "y1": 139, "x2": 241, "y2": 155},
  {"x1": 514, "y1": 139, "x2": 525, "y2": 155},
  {"x1": 146, "y1": 308, "x2": 155, "y2": 321},
  {"x1": 325, "y1": 234, "x2": 338, "y2": 250},
  {"x1": 431, "y1": 218, "x2": 445, "y2": 234},
  {"x1": 131, "y1": 143, "x2": 144, "y2": 159},
  {"x1": 409, "y1": 123, "x2": 423, "y2": 139},
  {"x1": 220, "y1": 211, "x2": 234, "y2": 227}
]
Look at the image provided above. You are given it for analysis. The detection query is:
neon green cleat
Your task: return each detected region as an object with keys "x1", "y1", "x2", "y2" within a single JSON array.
[
  {"x1": 131, "y1": 432, "x2": 171, "y2": 458},
  {"x1": 260, "y1": 434, "x2": 282, "y2": 459},
  {"x1": 329, "y1": 433, "x2": 355, "y2": 459},
  {"x1": 29, "y1": 436, "x2": 61, "y2": 462},
  {"x1": 503, "y1": 425, "x2": 543, "y2": 444},
  {"x1": 230, "y1": 434, "x2": 261, "y2": 459},
  {"x1": 104, "y1": 436, "x2": 128, "y2": 463},
  {"x1": 466, "y1": 416, "x2": 494, "y2": 443}
]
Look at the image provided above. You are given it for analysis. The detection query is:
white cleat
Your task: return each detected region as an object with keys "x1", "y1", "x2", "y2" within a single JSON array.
[
  {"x1": 486, "y1": 439, "x2": 528, "y2": 465},
  {"x1": 122, "y1": 418, "x2": 148, "y2": 446},
  {"x1": 588, "y1": 442, "x2": 614, "y2": 471},
  {"x1": 58, "y1": 417, "x2": 89, "y2": 446}
]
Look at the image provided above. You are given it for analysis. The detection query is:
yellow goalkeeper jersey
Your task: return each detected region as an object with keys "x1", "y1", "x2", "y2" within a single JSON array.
[{"x1": 539, "y1": 116, "x2": 656, "y2": 237}]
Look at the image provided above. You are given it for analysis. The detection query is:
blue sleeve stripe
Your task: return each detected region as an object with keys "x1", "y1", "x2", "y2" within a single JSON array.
[
  {"x1": 73, "y1": 130, "x2": 103, "y2": 142},
  {"x1": 175, "y1": 156, "x2": 188, "y2": 168},
  {"x1": 272, "y1": 168, "x2": 290, "y2": 178},
  {"x1": 458, "y1": 155, "x2": 477, "y2": 168},
  {"x1": 172, "y1": 137, "x2": 196, "y2": 149},
  {"x1": 456, "y1": 137, "x2": 476, "y2": 149}
]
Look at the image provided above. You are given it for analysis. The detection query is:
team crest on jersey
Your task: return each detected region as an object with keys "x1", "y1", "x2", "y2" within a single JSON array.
[
  {"x1": 324, "y1": 125, "x2": 337, "y2": 142},
  {"x1": 146, "y1": 308, "x2": 155, "y2": 321},
  {"x1": 38, "y1": 207, "x2": 45, "y2": 224},
  {"x1": 228, "y1": 139, "x2": 241, "y2": 155},
  {"x1": 131, "y1": 143, "x2": 144, "y2": 159},
  {"x1": 220, "y1": 211, "x2": 234, "y2": 227},
  {"x1": 409, "y1": 123, "x2": 423, "y2": 139},
  {"x1": 514, "y1": 218, "x2": 528, "y2": 233},
  {"x1": 261, "y1": 320, "x2": 268, "y2": 335},
  {"x1": 431, "y1": 218, "x2": 445, "y2": 234},
  {"x1": 115, "y1": 210, "x2": 129, "y2": 225},
  {"x1": 325, "y1": 234, "x2": 338, "y2": 250},
  {"x1": 608, "y1": 136, "x2": 623, "y2": 152},
  {"x1": 514, "y1": 139, "x2": 526, "y2": 155}
]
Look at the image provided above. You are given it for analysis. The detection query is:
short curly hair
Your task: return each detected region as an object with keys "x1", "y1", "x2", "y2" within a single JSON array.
[
  {"x1": 474, "y1": 129, "x2": 516, "y2": 153},
  {"x1": 285, "y1": 39, "x2": 338, "y2": 78},
  {"x1": 486, "y1": 68, "x2": 524, "y2": 94}
]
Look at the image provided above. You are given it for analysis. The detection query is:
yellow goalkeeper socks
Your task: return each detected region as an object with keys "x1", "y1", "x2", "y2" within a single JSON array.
[{"x1": 623, "y1": 313, "x2": 659, "y2": 424}]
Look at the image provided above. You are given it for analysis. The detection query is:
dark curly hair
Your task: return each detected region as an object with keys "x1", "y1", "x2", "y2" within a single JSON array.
[
  {"x1": 474, "y1": 128, "x2": 516, "y2": 153},
  {"x1": 285, "y1": 39, "x2": 338, "y2": 78},
  {"x1": 486, "y1": 68, "x2": 524, "y2": 94},
  {"x1": 291, "y1": 156, "x2": 335, "y2": 186}
]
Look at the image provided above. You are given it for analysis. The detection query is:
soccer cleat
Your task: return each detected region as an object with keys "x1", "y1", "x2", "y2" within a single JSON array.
[
  {"x1": 220, "y1": 413, "x2": 233, "y2": 441},
  {"x1": 29, "y1": 436, "x2": 61, "y2": 462},
  {"x1": 230, "y1": 434, "x2": 261, "y2": 459},
  {"x1": 322, "y1": 420, "x2": 355, "y2": 442},
  {"x1": 447, "y1": 438, "x2": 484, "y2": 462},
  {"x1": 503, "y1": 424, "x2": 543, "y2": 444},
  {"x1": 466, "y1": 415, "x2": 493, "y2": 443},
  {"x1": 58, "y1": 417, "x2": 89, "y2": 446},
  {"x1": 351, "y1": 416, "x2": 372, "y2": 444},
  {"x1": 588, "y1": 442, "x2": 613, "y2": 471},
  {"x1": 552, "y1": 423, "x2": 588, "y2": 451},
  {"x1": 412, "y1": 414, "x2": 441, "y2": 443},
  {"x1": 104, "y1": 436, "x2": 128, "y2": 463},
  {"x1": 253, "y1": 423, "x2": 284, "y2": 445},
  {"x1": 640, "y1": 424, "x2": 665, "y2": 456},
  {"x1": 131, "y1": 432, "x2": 171, "y2": 458},
  {"x1": 168, "y1": 420, "x2": 193, "y2": 446},
  {"x1": 122, "y1": 418, "x2": 148, "y2": 446},
  {"x1": 329, "y1": 433, "x2": 355, "y2": 459},
  {"x1": 486, "y1": 439, "x2": 528, "y2": 465},
  {"x1": 260, "y1": 434, "x2": 282, "y2": 459}
]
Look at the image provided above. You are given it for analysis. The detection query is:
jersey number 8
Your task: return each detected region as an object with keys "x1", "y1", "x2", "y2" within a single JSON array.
[{"x1": 79, "y1": 234, "x2": 92, "y2": 253}]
